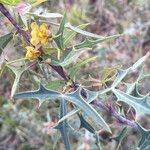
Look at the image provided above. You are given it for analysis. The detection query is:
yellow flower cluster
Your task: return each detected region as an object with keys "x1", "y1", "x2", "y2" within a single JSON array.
[
  {"x1": 30, "y1": 22, "x2": 50, "y2": 46},
  {"x1": 25, "y1": 46, "x2": 41, "y2": 60},
  {"x1": 25, "y1": 22, "x2": 51, "y2": 60}
]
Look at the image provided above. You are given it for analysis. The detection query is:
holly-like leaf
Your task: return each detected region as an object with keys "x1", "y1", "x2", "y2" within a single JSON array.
[
  {"x1": 0, "y1": 33, "x2": 13, "y2": 54},
  {"x1": 54, "y1": 13, "x2": 66, "y2": 49},
  {"x1": 55, "y1": 99, "x2": 71, "y2": 150},
  {"x1": 112, "y1": 88, "x2": 150, "y2": 117},
  {"x1": 111, "y1": 52, "x2": 150, "y2": 88},
  {"x1": 100, "y1": 65, "x2": 121, "y2": 84},
  {"x1": 14, "y1": 85, "x2": 111, "y2": 132},
  {"x1": 137, "y1": 123, "x2": 150, "y2": 150},
  {"x1": 14, "y1": 84, "x2": 60, "y2": 105},
  {"x1": 111, "y1": 127, "x2": 128, "y2": 150},
  {"x1": 64, "y1": 23, "x2": 89, "y2": 46},
  {"x1": 64, "y1": 88, "x2": 111, "y2": 132},
  {"x1": 79, "y1": 114, "x2": 102, "y2": 150},
  {"x1": 53, "y1": 48, "x2": 85, "y2": 67},
  {"x1": 111, "y1": 69, "x2": 129, "y2": 88},
  {"x1": 0, "y1": 0, "x2": 20, "y2": 5},
  {"x1": 73, "y1": 34, "x2": 121, "y2": 49},
  {"x1": 58, "y1": 89, "x2": 99, "y2": 123},
  {"x1": 65, "y1": 22, "x2": 103, "y2": 38},
  {"x1": 46, "y1": 80, "x2": 65, "y2": 90},
  {"x1": 130, "y1": 52, "x2": 150, "y2": 71},
  {"x1": 7, "y1": 65, "x2": 27, "y2": 98},
  {"x1": 79, "y1": 114, "x2": 95, "y2": 134},
  {"x1": 69, "y1": 56, "x2": 97, "y2": 78}
]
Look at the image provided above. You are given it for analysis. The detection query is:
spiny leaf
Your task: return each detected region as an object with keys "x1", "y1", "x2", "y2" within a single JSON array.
[
  {"x1": 111, "y1": 127, "x2": 128, "y2": 150},
  {"x1": 53, "y1": 48, "x2": 86, "y2": 67},
  {"x1": 0, "y1": 33, "x2": 13, "y2": 54},
  {"x1": 46, "y1": 80, "x2": 65, "y2": 90},
  {"x1": 78, "y1": 114, "x2": 102, "y2": 150},
  {"x1": 79, "y1": 114, "x2": 95, "y2": 134},
  {"x1": 15, "y1": 86, "x2": 110, "y2": 132},
  {"x1": 100, "y1": 65, "x2": 121, "y2": 84},
  {"x1": 112, "y1": 88, "x2": 150, "y2": 117},
  {"x1": 14, "y1": 84, "x2": 60, "y2": 105},
  {"x1": 55, "y1": 99, "x2": 71, "y2": 150},
  {"x1": 130, "y1": 52, "x2": 150, "y2": 71},
  {"x1": 64, "y1": 88, "x2": 111, "y2": 132},
  {"x1": 64, "y1": 23, "x2": 89, "y2": 46},
  {"x1": 54, "y1": 13, "x2": 66, "y2": 49},
  {"x1": 137, "y1": 123, "x2": 150, "y2": 150},
  {"x1": 111, "y1": 69, "x2": 129, "y2": 88},
  {"x1": 58, "y1": 89, "x2": 99, "y2": 123},
  {"x1": 7, "y1": 65, "x2": 26, "y2": 98},
  {"x1": 69, "y1": 56, "x2": 97, "y2": 78},
  {"x1": 65, "y1": 22, "x2": 103, "y2": 38},
  {"x1": 111, "y1": 52, "x2": 150, "y2": 88},
  {"x1": 73, "y1": 34, "x2": 121, "y2": 49}
]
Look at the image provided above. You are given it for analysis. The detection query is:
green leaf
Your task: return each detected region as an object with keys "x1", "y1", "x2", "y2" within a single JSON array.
[
  {"x1": 58, "y1": 89, "x2": 99, "y2": 123},
  {"x1": 27, "y1": 12, "x2": 63, "y2": 18},
  {"x1": 55, "y1": 99, "x2": 71, "y2": 150},
  {"x1": 53, "y1": 48, "x2": 85, "y2": 67},
  {"x1": 112, "y1": 88, "x2": 150, "y2": 117},
  {"x1": 79, "y1": 114, "x2": 95, "y2": 133},
  {"x1": 14, "y1": 84, "x2": 60, "y2": 105},
  {"x1": 0, "y1": 0, "x2": 20, "y2": 5},
  {"x1": 78, "y1": 114, "x2": 102, "y2": 149},
  {"x1": 111, "y1": 69, "x2": 129, "y2": 88},
  {"x1": 112, "y1": 52, "x2": 150, "y2": 88},
  {"x1": 130, "y1": 52, "x2": 150, "y2": 71},
  {"x1": 69, "y1": 56, "x2": 97, "y2": 78},
  {"x1": 46, "y1": 80, "x2": 65, "y2": 90},
  {"x1": 137, "y1": 123, "x2": 150, "y2": 150},
  {"x1": 111, "y1": 127, "x2": 128, "y2": 150},
  {"x1": 73, "y1": 34, "x2": 121, "y2": 49},
  {"x1": 65, "y1": 22, "x2": 103, "y2": 38},
  {"x1": 7, "y1": 65, "x2": 27, "y2": 98},
  {"x1": 64, "y1": 88, "x2": 111, "y2": 132},
  {"x1": 54, "y1": 13, "x2": 66, "y2": 49},
  {"x1": 0, "y1": 33, "x2": 13, "y2": 54},
  {"x1": 101, "y1": 65, "x2": 121, "y2": 84},
  {"x1": 14, "y1": 85, "x2": 111, "y2": 132},
  {"x1": 64, "y1": 23, "x2": 89, "y2": 46}
]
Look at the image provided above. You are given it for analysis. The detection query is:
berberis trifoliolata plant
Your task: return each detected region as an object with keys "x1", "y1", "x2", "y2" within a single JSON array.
[{"x1": 0, "y1": 0, "x2": 150, "y2": 150}]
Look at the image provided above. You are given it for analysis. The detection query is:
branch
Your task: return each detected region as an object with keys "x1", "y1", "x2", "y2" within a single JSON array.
[
  {"x1": 0, "y1": 3, "x2": 138, "y2": 129},
  {"x1": 0, "y1": 3, "x2": 30, "y2": 43}
]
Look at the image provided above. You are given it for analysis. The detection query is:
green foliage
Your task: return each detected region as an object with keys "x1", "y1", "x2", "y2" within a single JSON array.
[
  {"x1": 14, "y1": 85, "x2": 111, "y2": 132},
  {"x1": 137, "y1": 124, "x2": 150, "y2": 150},
  {"x1": 0, "y1": 0, "x2": 20, "y2": 5},
  {"x1": 0, "y1": 33, "x2": 13, "y2": 54},
  {"x1": 0, "y1": 2, "x2": 150, "y2": 150},
  {"x1": 112, "y1": 89, "x2": 150, "y2": 117},
  {"x1": 111, "y1": 127, "x2": 128, "y2": 150},
  {"x1": 55, "y1": 99, "x2": 71, "y2": 150},
  {"x1": 54, "y1": 13, "x2": 66, "y2": 50},
  {"x1": 7, "y1": 64, "x2": 27, "y2": 98}
]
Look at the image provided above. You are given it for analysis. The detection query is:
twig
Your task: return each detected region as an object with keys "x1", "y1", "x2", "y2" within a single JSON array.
[
  {"x1": 0, "y1": 3, "x2": 138, "y2": 129},
  {"x1": 0, "y1": 4, "x2": 30, "y2": 43}
]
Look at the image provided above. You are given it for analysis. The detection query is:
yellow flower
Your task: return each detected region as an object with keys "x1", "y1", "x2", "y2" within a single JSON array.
[
  {"x1": 25, "y1": 46, "x2": 41, "y2": 60},
  {"x1": 30, "y1": 22, "x2": 50, "y2": 46}
]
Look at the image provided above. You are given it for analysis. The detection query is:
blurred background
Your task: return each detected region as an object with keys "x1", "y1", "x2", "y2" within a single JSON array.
[{"x1": 0, "y1": 0, "x2": 150, "y2": 149}]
